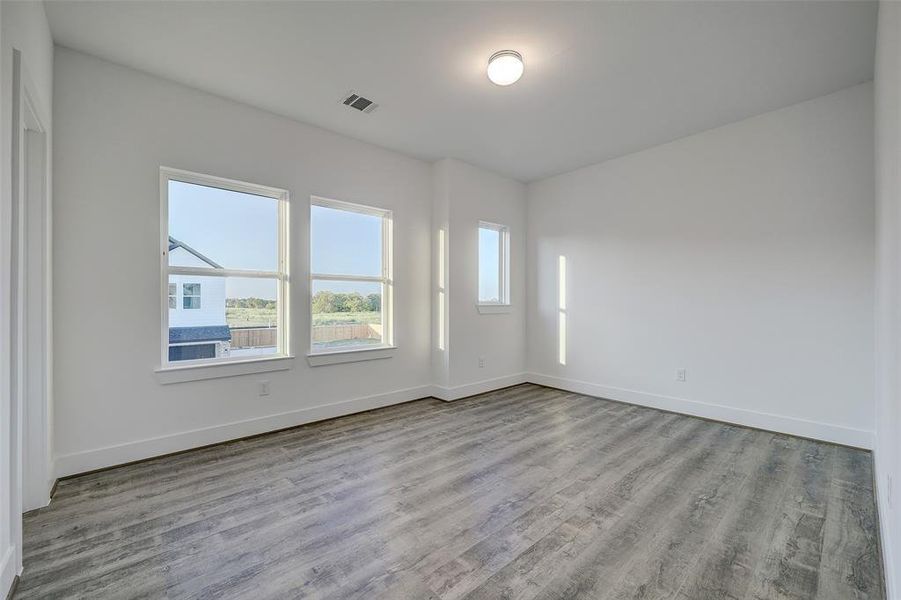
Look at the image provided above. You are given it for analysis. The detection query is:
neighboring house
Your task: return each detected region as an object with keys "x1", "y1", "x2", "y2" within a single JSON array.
[{"x1": 167, "y1": 237, "x2": 230, "y2": 361}]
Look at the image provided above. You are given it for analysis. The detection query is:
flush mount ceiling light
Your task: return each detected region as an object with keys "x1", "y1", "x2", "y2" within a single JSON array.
[{"x1": 487, "y1": 50, "x2": 523, "y2": 86}]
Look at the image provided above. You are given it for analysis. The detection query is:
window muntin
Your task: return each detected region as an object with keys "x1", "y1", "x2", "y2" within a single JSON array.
[
  {"x1": 310, "y1": 197, "x2": 392, "y2": 354},
  {"x1": 161, "y1": 168, "x2": 289, "y2": 366},
  {"x1": 183, "y1": 283, "x2": 201, "y2": 309},
  {"x1": 478, "y1": 222, "x2": 510, "y2": 304}
]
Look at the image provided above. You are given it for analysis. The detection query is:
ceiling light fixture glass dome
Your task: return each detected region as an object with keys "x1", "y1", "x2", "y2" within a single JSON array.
[{"x1": 487, "y1": 50, "x2": 524, "y2": 86}]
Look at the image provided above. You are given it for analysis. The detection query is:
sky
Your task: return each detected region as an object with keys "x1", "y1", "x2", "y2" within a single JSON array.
[
  {"x1": 169, "y1": 182, "x2": 384, "y2": 299},
  {"x1": 170, "y1": 180, "x2": 500, "y2": 301},
  {"x1": 169, "y1": 181, "x2": 278, "y2": 298},
  {"x1": 479, "y1": 227, "x2": 500, "y2": 302}
]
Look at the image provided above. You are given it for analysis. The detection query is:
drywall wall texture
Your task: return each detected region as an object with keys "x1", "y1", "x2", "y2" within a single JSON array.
[
  {"x1": 1, "y1": 1, "x2": 53, "y2": 594},
  {"x1": 527, "y1": 83, "x2": 876, "y2": 448},
  {"x1": 52, "y1": 48, "x2": 434, "y2": 474},
  {"x1": 874, "y1": 1, "x2": 901, "y2": 596},
  {"x1": 432, "y1": 158, "x2": 527, "y2": 397}
]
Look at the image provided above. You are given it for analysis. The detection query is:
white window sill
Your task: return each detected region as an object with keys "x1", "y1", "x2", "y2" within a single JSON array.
[
  {"x1": 307, "y1": 345, "x2": 396, "y2": 367},
  {"x1": 155, "y1": 355, "x2": 294, "y2": 384},
  {"x1": 477, "y1": 304, "x2": 512, "y2": 315}
]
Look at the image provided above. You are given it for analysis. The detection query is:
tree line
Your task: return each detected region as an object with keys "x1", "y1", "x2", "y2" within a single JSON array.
[
  {"x1": 226, "y1": 293, "x2": 381, "y2": 313},
  {"x1": 312, "y1": 291, "x2": 380, "y2": 314},
  {"x1": 226, "y1": 298, "x2": 276, "y2": 309}
]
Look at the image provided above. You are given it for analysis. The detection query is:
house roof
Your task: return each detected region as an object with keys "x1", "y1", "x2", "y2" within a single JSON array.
[
  {"x1": 169, "y1": 325, "x2": 231, "y2": 344},
  {"x1": 168, "y1": 236, "x2": 223, "y2": 269}
]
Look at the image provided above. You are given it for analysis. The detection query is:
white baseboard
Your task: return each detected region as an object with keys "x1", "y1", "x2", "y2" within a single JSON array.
[
  {"x1": 873, "y1": 448, "x2": 896, "y2": 599},
  {"x1": 0, "y1": 545, "x2": 17, "y2": 600},
  {"x1": 432, "y1": 373, "x2": 528, "y2": 402},
  {"x1": 55, "y1": 384, "x2": 434, "y2": 477},
  {"x1": 527, "y1": 373, "x2": 874, "y2": 449},
  {"x1": 54, "y1": 371, "x2": 875, "y2": 479}
]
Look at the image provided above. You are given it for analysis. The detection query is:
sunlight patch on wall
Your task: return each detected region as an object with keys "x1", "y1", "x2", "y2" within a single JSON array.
[{"x1": 558, "y1": 255, "x2": 567, "y2": 366}]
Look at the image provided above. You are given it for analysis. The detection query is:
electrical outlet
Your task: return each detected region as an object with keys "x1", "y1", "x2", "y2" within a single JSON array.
[
  {"x1": 676, "y1": 368, "x2": 686, "y2": 382},
  {"x1": 259, "y1": 381, "x2": 270, "y2": 397},
  {"x1": 478, "y1": 357, "x2": 486, "y2": 368}
]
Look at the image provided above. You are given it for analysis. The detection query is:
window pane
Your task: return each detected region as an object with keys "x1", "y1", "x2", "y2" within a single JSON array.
[
  {"x1": 168, "y1": 274, "x2": 279, "y2": 362},
  {"x1": 226, "y1": 277, "x2": 280, "y2": 359},
  {"x1": 168, "y1": 180, "x2": 278, "y2": 272},
  {"x1": 311, "y1": 280, "x2": 382, "y2": 353},
  {"x1": 311, "y1": 204, "x2": 382, "y2": 277},
  {"x1": 479, "y1": 226, "x2": 501, "y2": 303}
]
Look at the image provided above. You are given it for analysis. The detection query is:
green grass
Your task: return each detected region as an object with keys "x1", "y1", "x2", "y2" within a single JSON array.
[
  {"x1": 226, "y1": 307, "x2": 380, "y2": 329},
  {"x1": 312, "y1": 338, "x2": 383, "y2": 352},
  {"x1": 312, "y1": 311, "x2": 380, "y2": 326},
  {"x1": 227, "y1": 307, "x2": 277, "y2": 328}
]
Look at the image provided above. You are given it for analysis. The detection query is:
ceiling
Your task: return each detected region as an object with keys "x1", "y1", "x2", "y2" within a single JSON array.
[{"x1": 44, "y1": 1, "x2": 877, "y2": 182}]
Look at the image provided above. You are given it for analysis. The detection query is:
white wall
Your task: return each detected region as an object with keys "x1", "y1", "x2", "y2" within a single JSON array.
[
  {"x1": 874, "y1": 2, "x2": 901, "y2": 596},
  {"x1": 432, "y1": 158, "x2": 527, "y2": 399},
  {"x1": 0, "y1": 1, "x2": 53, "y2": 595},
  {"x1": 52, "y1": 48, "x2": 434, "y2": 475},
  {"x1": 527, "y1": 83, "x2": 876, "y2": 448}
]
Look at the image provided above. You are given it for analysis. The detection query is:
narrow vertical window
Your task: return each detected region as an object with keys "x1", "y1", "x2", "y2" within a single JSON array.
[
  {"x1": 161, "y1": 168, "x2": 289, "y2": 365},
  {"x1": 310, "y1": 197, "x2": 393, "y2": 354},
  {"x1": 478, "y1": 222, "x2": 510, "y2": 305}
]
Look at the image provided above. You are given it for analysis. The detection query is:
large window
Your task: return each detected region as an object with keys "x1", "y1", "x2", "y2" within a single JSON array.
[
  {"x1": 310, "y1": 197, "x2": 392, "y2": 354},
  {"x1": 161, "y1": 168, "x2": 289, "y2": 366},
  {"x1": 478, "y1": 221, "x2": 510, "y2": 305}
]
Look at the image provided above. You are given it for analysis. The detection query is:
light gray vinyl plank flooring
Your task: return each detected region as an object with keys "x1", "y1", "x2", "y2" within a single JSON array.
[{"x1": 14, "y1": 384, "x2": 884, "y2": 599}]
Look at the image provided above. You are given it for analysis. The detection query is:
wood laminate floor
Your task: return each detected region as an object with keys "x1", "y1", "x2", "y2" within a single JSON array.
[{"x1": 15, "y1": 384, "x2": 884, "y2": 599}]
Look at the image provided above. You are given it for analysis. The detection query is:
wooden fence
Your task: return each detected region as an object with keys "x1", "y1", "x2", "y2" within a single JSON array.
[
  {"x1": 230, "y1": 327, "x2": 277, "y2": 348},
  {"x1": 312, "y1": 323, "x2": 381, "y2": 343}
]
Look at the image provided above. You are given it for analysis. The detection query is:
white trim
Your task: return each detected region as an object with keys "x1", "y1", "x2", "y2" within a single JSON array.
[
  {"x1": 310, "y1": 196, "x2": 394, "y2": 354},
  {"x1": 162, "y1": 166, "x2": 288, "y2": 200},
  {"x1": 155, "y1": 355, "x2": 294, "y2": 384},
  {"x1": 432, "y1": 372, "x2": 529, "y2": 402},
  {"x1": 478, "y1": 221, "x2": 510, "y2": 305},
  {"x1": 874, "y1": 449, "x2": 896, "y2": 599},
  {"x1": 310, "y1": 273, "x2": 384, "y2": 283},
  {"x1": 307, "y1": 346, "x2": 396, "y2": 367},
  {"x1": 0, "y1": 545, "x2": 17, "y2": 600},
  {"x1": 160, "y1": 167, "x2": 290, "y2": 369},
  {"x1": 527, "y1": 372, "x2": 874, "y2": 449},
  {"x1": 168, "y1": 266, "x2": 284, "y2": 280},
  {"x1": 476, "y1": 304, "x2": 512, "y2": 314},
  {"x1": 311, "y1": 194, "x2": 391, "y2": 219},
  {"x1": 51, "y1": 371, "x2": 878, "y2": 484},
  {"x1": 54, "y1": 383, "x2": 434, "y2": 477}
]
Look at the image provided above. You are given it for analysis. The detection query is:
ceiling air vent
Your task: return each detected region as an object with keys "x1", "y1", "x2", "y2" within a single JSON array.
[{"x1": 340, "y1": 91, "x2": 378, "y2": 114}]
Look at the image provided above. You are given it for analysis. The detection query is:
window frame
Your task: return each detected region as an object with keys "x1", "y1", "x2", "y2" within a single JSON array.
[
  {"x1": 182, "y1": 283, "x2": 201, "y2": 310},
  {"x1": 477, "y1": 221, "x2": 511, "y2": 306},
  {"x1": 309, "y1": 196, "x2": 394, "y2": 356},
  {"x1": 159, "y1": 167, "x2": 291, "y2": 369}
]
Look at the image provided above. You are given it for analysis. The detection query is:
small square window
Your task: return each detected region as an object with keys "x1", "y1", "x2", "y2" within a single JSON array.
[
  {"x1": 478, "y1": 222, "x2": 510, "y2": 305},
  {"x1": 183, "y1": 283, "x2": 201, "y2": 309},
  {"x1": 168, "y1": 283, "x2": 177, "y2": 309}
]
